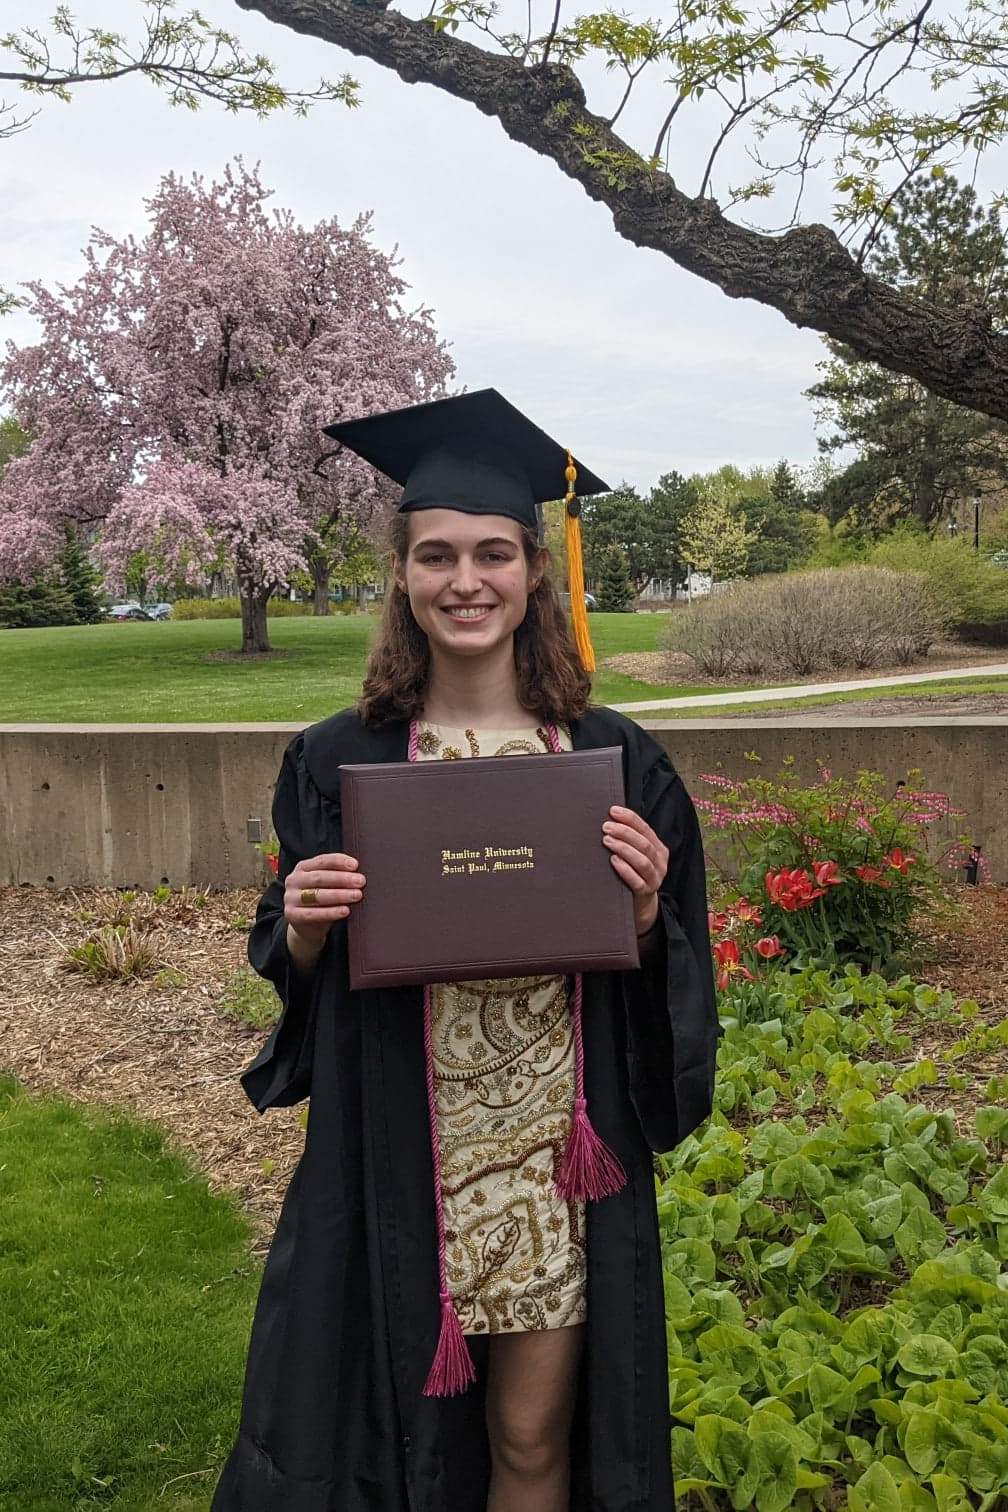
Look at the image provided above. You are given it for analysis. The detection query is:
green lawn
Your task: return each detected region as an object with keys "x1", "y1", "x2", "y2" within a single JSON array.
[
  {"x1": 634, "y1": 672, "x2": 1008, "y2": 719},
  {"x1": 0, "y1": 1075, "x2": 258, "y2": 1510},
  {"x1": 0, "y1": 612, "x2": 714, "y2": 722}
]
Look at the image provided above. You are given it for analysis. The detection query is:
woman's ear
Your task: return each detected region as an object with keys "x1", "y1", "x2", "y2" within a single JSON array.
[
  {"x1": 390, "y1": 550, "x2": 406, "y2": 593},
  {"x1": 528, "y1": 547, "x2": 550, "y2": 594}
]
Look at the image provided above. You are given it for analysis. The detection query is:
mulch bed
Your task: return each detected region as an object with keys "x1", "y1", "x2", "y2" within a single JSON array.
[
  {"x1": 0, "y1": 884, "x2": 303, "y2": 1254},
  {"x1": 1, "y1": 882, "x2": 1004, "y2": 1254}
]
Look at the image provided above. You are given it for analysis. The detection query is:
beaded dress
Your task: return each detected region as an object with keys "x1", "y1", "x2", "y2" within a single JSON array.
[{"x1": 414, "y1": 720, "x2": 587, "y2": 1335}]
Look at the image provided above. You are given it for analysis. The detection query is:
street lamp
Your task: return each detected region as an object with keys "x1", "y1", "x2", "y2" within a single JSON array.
[{"x1": 973, "y1": 495, "x2": 981, "y2": 552}]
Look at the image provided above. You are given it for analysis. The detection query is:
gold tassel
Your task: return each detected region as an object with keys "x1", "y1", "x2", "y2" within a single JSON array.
[{"x1": 563, "y1": 451, "x2": 596, "y2": 674}]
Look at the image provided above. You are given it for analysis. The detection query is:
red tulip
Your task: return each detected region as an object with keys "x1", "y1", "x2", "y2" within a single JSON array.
[
  {"x1": 812, "y1": 859, "x2": 842, "y2": 888},
  {"x1": 855, "y1": 864, "x2": 887, "y2": 885},
  {"x1": 267, "y1": 853, "x2": 280, "y2": 877},
  {"x1": 885, "y1": 847, "x2": 915, "y2": 874},
  {"x1": 755, "y1": 935, "x2": 784, "y2": 959},
  {"x1": 708, "y1": 909, "x2": 729, "y2": 935},
  {"x1": 766, "y1": 867, "x2": 826, "y2": 912},
  {"x1": 734, "y1": 897, "x2": 764, "y2": 926},
  {"x1": 713, "y1": 938, "x2": 755, "y2": 991}
]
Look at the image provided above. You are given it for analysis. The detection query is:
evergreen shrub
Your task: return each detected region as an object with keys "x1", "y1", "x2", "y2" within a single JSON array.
[{"x1": 663, "y1": 566, "x2": 943, "y2": 678}]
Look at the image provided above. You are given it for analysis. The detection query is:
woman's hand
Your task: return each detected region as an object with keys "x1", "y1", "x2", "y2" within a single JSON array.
[
  {"x1": 284, "y1": 852, "x2": 367, "y2": 948},
  {"x1": 602, "y1": 806, "x2": 668, "y2": 937}
]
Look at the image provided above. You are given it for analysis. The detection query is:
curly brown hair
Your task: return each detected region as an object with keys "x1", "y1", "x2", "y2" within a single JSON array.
[{"x1": 357, "y1": 512, "x2": 591, "y2": 727}]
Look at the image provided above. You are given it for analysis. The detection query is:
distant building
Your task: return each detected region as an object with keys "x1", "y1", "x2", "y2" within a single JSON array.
[{"x1": 639, "y1": 571, "x2": 712, "y2": 602}]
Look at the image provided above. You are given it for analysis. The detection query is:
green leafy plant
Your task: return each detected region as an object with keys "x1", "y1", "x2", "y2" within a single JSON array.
[{"x1": 217, "y1": 967, "x2": 280, "y2": 1030}]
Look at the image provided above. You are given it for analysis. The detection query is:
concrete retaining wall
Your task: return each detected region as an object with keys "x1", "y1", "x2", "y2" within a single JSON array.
[{"x1": 1, "y1": 718, "x2": 1005, "y2": 889}]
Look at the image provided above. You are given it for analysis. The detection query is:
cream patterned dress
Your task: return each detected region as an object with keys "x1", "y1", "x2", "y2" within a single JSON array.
[{"x1": 415, "y1": 721, "x2": 587, "y2": 1335}]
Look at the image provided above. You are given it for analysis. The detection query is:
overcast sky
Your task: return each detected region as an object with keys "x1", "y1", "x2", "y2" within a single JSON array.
[{"x1": 1, "y1": 0, "x2": 992, "y2": 491}]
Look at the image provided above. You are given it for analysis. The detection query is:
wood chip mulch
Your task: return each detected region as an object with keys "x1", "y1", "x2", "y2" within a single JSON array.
[
  {"x1": 0, "y1": 884, "x2": 304, "y2": 1255},
  {"x1": 1, "y1": 883, "x2": 1004, "y2": 1258}
]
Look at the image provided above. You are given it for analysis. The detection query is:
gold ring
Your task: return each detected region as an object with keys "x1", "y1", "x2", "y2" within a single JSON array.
[{"x1": 300, "y1": 887, "x2": 318, "y2": 907}]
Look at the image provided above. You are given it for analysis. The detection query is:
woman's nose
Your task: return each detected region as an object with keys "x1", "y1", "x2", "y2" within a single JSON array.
[{"x1": 450, "y1": 559, "x2": 482, "y2": 594}]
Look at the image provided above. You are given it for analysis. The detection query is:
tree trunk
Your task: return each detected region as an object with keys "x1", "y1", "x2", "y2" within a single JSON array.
[
  {"x1": 240, "y1": 0, "x2": 1008, "y2": 422},
  {"x1": 312, "y1": 556, "x2": 331, "y2": 616},
  {"x1": 239, "y1": 587, "x2": 271, "y2": 653},
  {"x1": 356, "y1": 582, "x2": 368, "y2": 613}
]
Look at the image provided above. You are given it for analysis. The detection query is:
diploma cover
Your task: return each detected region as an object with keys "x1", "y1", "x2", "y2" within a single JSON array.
[{"x1": 340, "y1": 746, "x2": 640, "y2": 989}]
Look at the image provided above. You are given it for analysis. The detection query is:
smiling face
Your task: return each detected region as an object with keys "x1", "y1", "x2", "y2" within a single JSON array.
[{"x1": 393, "y1": 508, "x2": 545, "y2": 661}]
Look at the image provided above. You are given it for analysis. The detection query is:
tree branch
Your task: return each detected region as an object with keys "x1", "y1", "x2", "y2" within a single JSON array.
[{"x1": 237, "y1": 0, "x2": 1008, "y2": 421}]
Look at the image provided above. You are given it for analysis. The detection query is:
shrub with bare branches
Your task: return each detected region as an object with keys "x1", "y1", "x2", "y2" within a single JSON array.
[{"x1": 664, "y1": 567, "x2": 944, "y2": 680}]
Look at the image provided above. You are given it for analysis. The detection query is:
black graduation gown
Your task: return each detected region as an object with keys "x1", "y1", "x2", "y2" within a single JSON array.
[{"x1": 211, "y1": 705, "x2": 718, "y2": 1512}]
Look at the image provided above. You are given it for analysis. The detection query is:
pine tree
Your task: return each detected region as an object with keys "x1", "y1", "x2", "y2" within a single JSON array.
[
  {"x1": 807, "y1": 174, "x2": 1008, "y2": 530},
  {"x1": 740, "y1": 460, "x2": 818, "y2": 575},
  {"x1": 58, "y1": 529, "x2": 106, "y2": 623},
  {"x1": 596, "y1": 545, "x2": 635, "y2": 612},
  {"x1": 0, "y1": 577, "x2": 77, "y2": 628}
]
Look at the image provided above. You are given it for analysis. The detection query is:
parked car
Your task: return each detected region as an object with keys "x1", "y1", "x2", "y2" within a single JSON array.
[
  {"x1": 559, "y1": 591, "x2": 599, "y2": 612},
  {"x1": 107, "y1": 604, "x2": 152, "y2": 621},
  {"x1": 146, "y1": 602, "x2": 173, "y2": 620}
]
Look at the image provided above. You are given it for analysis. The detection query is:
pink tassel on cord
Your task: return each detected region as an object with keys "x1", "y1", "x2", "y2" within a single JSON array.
[
  {"x1": 542, "y1": 725, "x2": 628, "y2": 1204},
  {"x1": 554, "y1": 973, "x2": 627, "y2": 1202},
  {"x1": 424, "y1": 1287, "x2": 478, "y2": 1398}
]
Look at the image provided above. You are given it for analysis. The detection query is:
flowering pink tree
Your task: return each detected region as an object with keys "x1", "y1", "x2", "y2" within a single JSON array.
[{"x1": 0, "y1": 159, "x2": 453, "y2": 651}]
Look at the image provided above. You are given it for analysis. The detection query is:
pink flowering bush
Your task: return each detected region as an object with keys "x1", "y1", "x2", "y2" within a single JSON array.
[
  {"x1": 0, "y1": 160, "x2": 453, "y2": 653},
  {"x1": 696, "y1": 761, "x2": 979, "y2": 973}
]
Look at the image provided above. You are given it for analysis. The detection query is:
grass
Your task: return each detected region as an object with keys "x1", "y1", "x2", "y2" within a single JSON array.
[
  {"x1": 0, "y1": 1074, "x2": 259, "y2": 1510},
  {"x1": 218, "y1": 966, "x2": 283, "y2": 1029},
  {"x1": 632, "y1": 672, "x2": 1008, "y2": 719},
  {"x1": 0, "y1": 612, "x2": 713, "y2": 722},
  {"x1": 2, "y1": 614, "x2": 1003, "y2": 724}
]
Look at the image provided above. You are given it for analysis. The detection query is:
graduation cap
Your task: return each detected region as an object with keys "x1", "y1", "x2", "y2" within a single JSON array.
[{"x1": 323, "y1": 388, "x2": 609, "y2": 672}]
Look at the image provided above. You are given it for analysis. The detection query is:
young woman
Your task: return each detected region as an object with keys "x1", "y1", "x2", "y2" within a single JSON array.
[{"x1": 211, "y1": 390, "x2": 718, "y2": 1512}]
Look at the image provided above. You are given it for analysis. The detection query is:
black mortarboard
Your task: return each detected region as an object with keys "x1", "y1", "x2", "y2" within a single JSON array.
[
  {"x1": 323, "y1": 388, "x2": 608, "y2": 672},
  {"x1": 322, "y1": 388, "x2": 609, "y2": 538}
]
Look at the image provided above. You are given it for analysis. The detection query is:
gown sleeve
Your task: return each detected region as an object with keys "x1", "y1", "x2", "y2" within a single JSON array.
[
  {"x1": 240, "y1": 734, "x2": 338, "y2": 1113},
  {"x1": 621, "y1": 751, "x2": 721, "y2": 1152}
]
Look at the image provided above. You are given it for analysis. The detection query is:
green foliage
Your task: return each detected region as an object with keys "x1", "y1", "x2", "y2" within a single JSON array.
[
  {"x1": 0, "y1": 575, "x2": 77, "y2": 628},
  {"x1": 662, "y1": 962, "x2": 1008, "y2": 1509},
  {"x1": 595, "y1": 543, "x2": 636, "y2": 611},
  {"x1": 739, "y1": 462, "x2": 820, "y2": 577},
  {"x1": 808, "y1": 175, "x2": 1008, "y2": 532},
  {"x1": 0, "y1": 6, "x2": 358, "y2": 129},
  {"x1": 218, "y1": 967, "x2": 280, "y2": 1030},
  {"x1": 581, "y1": 485, "x2": 652, "y2": 589},
  {"x1": 868, "y1": 528, "x2": 1008, "y2": 645},
  {"x1": 582, "y1": 475, "x2": 696, "y2": 593},
  {"x1": 681, "y1": 483, "x2": 756, "y2": 584},
  {"x1": 645, "y1": 470, "x2": 694, "y2": 588},
  {"x1": 171, "y1": 595, "x2": 316, "y2": 619},
  {"x1": 0, "y1": 414, "x2": 29, "y2": 469},
  {"x1": 697, "y1": 764, "x2": 967, "y2": 973},
  {"x1": 57, "y1": 527, "x2": 105, "y2": 623}
]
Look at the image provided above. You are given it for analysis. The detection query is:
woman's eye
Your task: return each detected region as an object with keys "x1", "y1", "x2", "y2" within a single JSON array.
[{"x1": 421, "y1": 554, "x2": 447, "y2": 565}]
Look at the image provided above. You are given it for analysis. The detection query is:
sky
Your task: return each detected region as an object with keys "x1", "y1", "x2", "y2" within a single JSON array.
[{"x1": 0, "y1": 0, "x2": 995, "y2": 492}]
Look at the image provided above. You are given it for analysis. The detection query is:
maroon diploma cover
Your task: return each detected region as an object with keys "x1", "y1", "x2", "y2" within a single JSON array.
[{"x1": 340, "y1": 746, "x2": 640, "y2": 989}]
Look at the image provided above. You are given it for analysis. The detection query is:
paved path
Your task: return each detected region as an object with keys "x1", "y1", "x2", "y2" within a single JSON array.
[{"x1": 609, "y1": 662, "x2": 1008, "y2": 714}]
